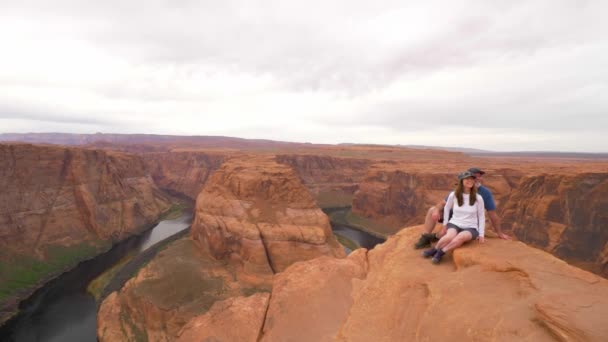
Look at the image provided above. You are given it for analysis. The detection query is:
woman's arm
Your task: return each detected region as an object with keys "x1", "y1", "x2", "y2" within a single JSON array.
[
  {"x1": 477, "y1": 194, "x2": 485, "y2": 241},
  {"x1": 443, "y1": 192, "x2": 454, "y2": 226}
]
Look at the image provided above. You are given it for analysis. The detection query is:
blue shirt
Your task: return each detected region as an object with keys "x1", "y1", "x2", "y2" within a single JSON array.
[{"x1": 477, "y1": 185, "x2": 496, "y2": 211}]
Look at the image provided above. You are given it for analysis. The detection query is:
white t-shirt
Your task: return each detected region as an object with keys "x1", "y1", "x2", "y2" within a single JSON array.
[{"x1": 443, "y1": 191, "x2": 486, "y2": 237}]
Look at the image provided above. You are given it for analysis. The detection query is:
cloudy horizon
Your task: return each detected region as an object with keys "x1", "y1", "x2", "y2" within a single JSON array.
[{"x1": 1, "y1": 1, "x2": 607, "y2": 152}]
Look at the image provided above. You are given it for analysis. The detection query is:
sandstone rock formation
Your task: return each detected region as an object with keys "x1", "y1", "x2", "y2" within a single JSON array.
[
  {"x1": 97, "y1": 237, "x2": 260, "y2": 341},
  {"x1": 176, "y1": 292, "x2": 270, "y2": 342},
  {"x1": 352, "y1": 166, "x2": 454, "y2": 232},
  {"x1": 143, "y1": 151, "x2": 226, "y2": 200},
  {"x1": 0, "y1": 143, "x2": 172, "y2": 323},
  {"x1": 501, "y1": 172, "x2": 608, "y2": 277},
  {"x1": 191, "y1": 156, "x2": 345, "y2": 282},
  {"x1": 260, "y1": 250, "x2": 368, "y2": 342},
  {"x1": 0, "y1": 143, "x2": 171, "y2": 255},
  {"x1": 98, "y1": 156, "x2": 345, "y2": 340},
  {"x1": 275, "y1": 154, "x2": 372, "y2": 208},
  {"x1": 259, "y1": 226, "x2": 608, "y2": 341}
]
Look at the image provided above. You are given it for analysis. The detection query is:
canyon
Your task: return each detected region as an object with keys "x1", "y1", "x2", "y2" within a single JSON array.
[
  {"x1": 501, "y1": 172, "x2": 608, "y2": 277},
  {"x1": 0, "y1": 143, "x2": 173, "y2": 324},
  {"x1": 97, "y1": 155, "x2": 345, "y2": 341},
  {"x1": 1, "y1": 134, "x2": 607, "y2": 341}
]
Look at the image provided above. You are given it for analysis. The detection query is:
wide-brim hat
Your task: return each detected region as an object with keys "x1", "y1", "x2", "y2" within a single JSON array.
[
  {"x1": 468, "y1": 167, "x2": 486, "y2": 175},
  {"x1": 458, "y1": 171, "x2": 475, "y2": 180}
]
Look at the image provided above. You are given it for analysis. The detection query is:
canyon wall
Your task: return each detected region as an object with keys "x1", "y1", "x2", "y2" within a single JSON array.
[
  {"x1": 0, "y1": 143, "x2": 172, "y2": 322},
  {"x1": 351, "y1": 165, "x2": 522, "y2": 234},
  {"x1": 257, "y1": 226, "x2": 608, "y2": 341},
  {"x1": 501, "y1": 172, "x2": 608, "y2": 277},
  {"x1": 191, "y1": 156, "x2": 345, "y2": 280},
  {"x1": 100, "y1": 224, "x2": 608, "y2": 341},
  {"x1": 98, "y1": 156, "x2": 345, "y2": 341},
  {"x1": 275, "y1": 154, "x2": 372, "y2": 208},
  {"x1": 143, "y1": 151, "x2": 226, "y2": 200}
]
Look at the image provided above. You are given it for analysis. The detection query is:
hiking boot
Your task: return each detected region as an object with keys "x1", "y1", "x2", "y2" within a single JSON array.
[
  {"x1": 430, "y1": 233, "x2": 439, "y2": 242},
  {"x1": 421, "y1": 248, "x2": 437, "y2": 258},
  {"x1": 414, "y1": 233, "x2": 436, "y2": 249},
  {"x1": 432, "y1": 249, "x2": 445, "y2": 264}
]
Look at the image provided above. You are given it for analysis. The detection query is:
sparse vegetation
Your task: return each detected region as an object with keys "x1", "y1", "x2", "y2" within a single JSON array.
[
  {"x1": 334, "y1": 233, "x2": 359, "y2": 251},
  {"x1": 161, "y1": 202, "x2": 191, "y2": 220},
  {"x1": 120, "y1": 310, "x2": 148, "y2": 342},
  {"x1": 344, "y1": 211, "x2": 392, "y2": 238},
  {"x1": 316, "y1": 191, "x2": 354, "y2": 209},
  {"x1": 324, "y1": 207, "x2": 389, "y2": 239},
  {"x1": 0, "y1": 242, "x2": 106, "y2": 303},
  {"x1": 87, "y1": 254, "x2": 135, "y2": 301}
]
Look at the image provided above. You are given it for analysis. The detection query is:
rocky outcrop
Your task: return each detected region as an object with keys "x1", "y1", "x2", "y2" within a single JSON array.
[
  {"x1": 0, "y1": 143, "x2": 172, "y2": 323},
  {"x1": 260, "y1": 250, "x2": 368, "y2": 341},
  {"x1": 97, "y1": 237, "x2": 261, "y2": 341},
  {"x1": 275, "y1": 154, "x2": 372, "y2": 208},
  {"x1": 0, "y1": 143, "x2": 171, "y2": 255},
  {"x1": 96, "y1": 158, "x2": 608, "y2": 341},
  {"x1": 352, "y1": 166, "x2": 454, "y2": 232},
  {"x1": 176, "y1": 293, "x2": 270, "y2": 342},
  {"x1": 259, "y1": 226, "x2": 608, "y2": 341},
  {"x1": 191, "y1": 156, "x2": 345, "y2": 282},
  {"x1": 351, "y1": 165, "x2": 522, "y2": 235},
  {"x1": 501, "y1": 172, "x2": 608, "y2": 277},
  {"x1": 143, "y1": 151, "x2": 226, "y2": 200},
  {"x1": 97, "y1": 156, "x2": 345, "y2": 340}
]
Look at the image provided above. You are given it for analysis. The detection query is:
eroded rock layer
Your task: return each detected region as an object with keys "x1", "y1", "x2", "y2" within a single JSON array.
[
  {"x1": 260, "y1": 226, "x2": 608, "y2": 341},
  {"x1": 97, "y1": 237, "x2": 260, "y2": 342},
  {"x1": 143, "y1": 151, "x2": 226, "y2": 200},
  {"x1": 0, "y1": 144, "x2": 171, "y2": 254},
  {"x1": 351, "y1": 164, "x2": 521, "y2": 234},
  {"x1": 275, "y1": 154, "x2": 372, "y2": 208},
  {"x1": 501, "y1": 172, "x2": 608, "y2": 277},
  {"x1": 0, "y1": 143, "x2": 172, "y2": 322},
  {"x1": 191, "y1": 156, "x2": 345, "y2": 280},
  {"x1": 98, "y1": 156, "x2": 345, "y2": 341}
]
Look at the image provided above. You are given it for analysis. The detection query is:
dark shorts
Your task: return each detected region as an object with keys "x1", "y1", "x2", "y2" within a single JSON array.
[{"x1": 446, "y1": 223, "x2": 479, "y2": 240}]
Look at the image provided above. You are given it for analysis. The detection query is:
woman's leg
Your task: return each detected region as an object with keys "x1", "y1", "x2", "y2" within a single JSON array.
[
  {"x1": 440, "y1": 231, "x2": 473, "y2": 253},
  {"x1": 434, "y1": 228, "x2": 458, "y2": 250}
]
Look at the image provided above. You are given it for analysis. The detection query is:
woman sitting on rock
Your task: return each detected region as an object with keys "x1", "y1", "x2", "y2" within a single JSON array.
[{"x1": 422, "y1": 171, "x2": 485, "y2": 264}]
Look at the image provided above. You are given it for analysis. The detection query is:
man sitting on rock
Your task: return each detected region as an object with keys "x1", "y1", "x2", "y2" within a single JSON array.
[{"x1": 414, "y1": 167, "x2": 511, "y2": 249}]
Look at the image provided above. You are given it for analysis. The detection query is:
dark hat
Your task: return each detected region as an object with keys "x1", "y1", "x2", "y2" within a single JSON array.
[
  {"x1": 468, "y1": 167, "x2": 486, "y2": 175},
  {"x1": 458, "y1": 171, "x2": 475, "y2": 180}
]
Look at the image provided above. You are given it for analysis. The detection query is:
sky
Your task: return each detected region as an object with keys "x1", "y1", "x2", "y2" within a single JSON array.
[{"x1": 1, "y1": 0, "x2": 607, "y2": 152}]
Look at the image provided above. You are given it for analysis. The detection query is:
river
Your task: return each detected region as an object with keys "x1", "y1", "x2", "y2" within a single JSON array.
[
  {"x1": 0, "y1": 212, "x2": 193, "y2": 342},
  {"x1": 0, "y1": 211, "x2": 383, "y2": 341}
]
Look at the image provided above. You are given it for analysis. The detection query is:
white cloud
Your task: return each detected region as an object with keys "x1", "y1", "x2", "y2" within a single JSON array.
[{"x1": 0, "y1": 0, "x2": 607, "y2": 151}]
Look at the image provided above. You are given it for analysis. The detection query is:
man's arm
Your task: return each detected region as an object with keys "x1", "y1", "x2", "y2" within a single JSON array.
[
  {"x1": 430, "y1": 200, "x2": 446, "y2": 221},
  {"x1": 487, "y1": 210, "x2": 511, "y2": 240}
]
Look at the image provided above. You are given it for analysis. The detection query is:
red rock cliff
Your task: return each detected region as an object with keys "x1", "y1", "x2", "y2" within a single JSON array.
[
  {"x1": 275, "y1": 154, "x2": 372, "y2": 208},
  {"x1": 139, "y1": 226, "x2": 608, "y2": 341},
  {"x1": 0, "y1": 143, "x2": 171, "y2": 252},
  {"x1": 501, "y1": 172, "x2": 608, "y2": 277},
  {"x1": 143, "y1": 151, "x2": 226, "y2": 200},
  {"x1": 258, "y1": 226, "x2": 608, "y2": 341},
  {"x1": 191, "y1": 156, "x2": 345, "y2": 280},
  {"x1": 0, "y1": 143, "x2": 172, "y2": 322},
  {"x1": 97, "y1": 156, "x2": 345, "y2": 341}
]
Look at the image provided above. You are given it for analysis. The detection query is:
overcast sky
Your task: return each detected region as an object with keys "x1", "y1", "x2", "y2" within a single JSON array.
[{"x1": 1, "y1": 0, "x2": 607, "y2": 151}]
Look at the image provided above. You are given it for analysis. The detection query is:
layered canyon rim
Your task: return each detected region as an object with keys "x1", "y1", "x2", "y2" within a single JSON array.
[
  {"x1": 0, "y1": 143, "x2": 172, "y2": 324},
  {"x1": 97, "y1": 154, "x2": 345, "y2": 341},
  {"x1": 1, "y1": 134, "x2": 607, "y2": 341}
]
